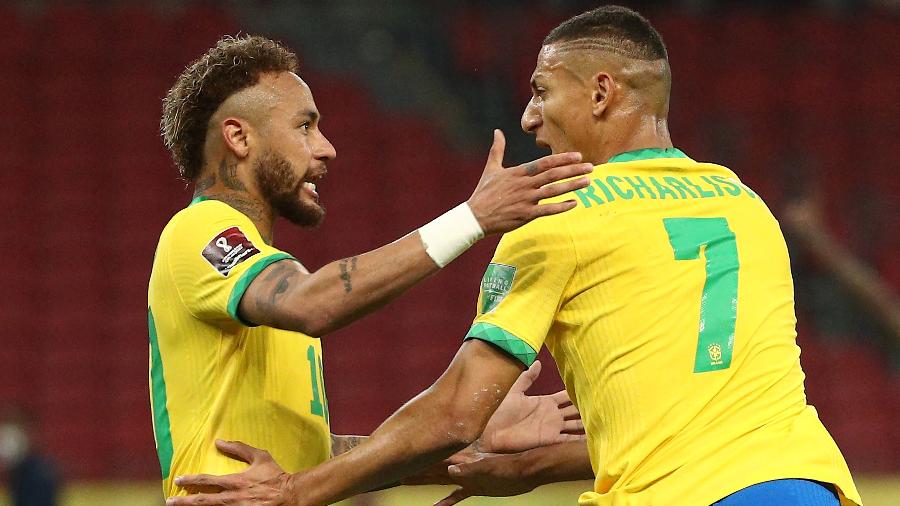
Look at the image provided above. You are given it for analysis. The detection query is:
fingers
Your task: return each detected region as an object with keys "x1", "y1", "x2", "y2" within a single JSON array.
[
  {"x1": 531, "y1": 200, "x2": 578, "y2": 218},
  {"x1": 446, "y1": 452, "x2": 479, "y2": 466},
  {"x1": 559, "y1": 433, "x2": 588, "y2": 442},
  {"x1": 550, "y1": 389, "x2": 571, "y2": 405},
  {"x1": 174, "y1": 473, "x2": 239, "y2": 491},
  {"x1": 560, "y1": 404, "x2": 580, "y2": 419},
  {"x1": 215, "y1": 439, "x2": 262, "y2": 464},
  {"x1": 517, "y1": 151, "x2": 583, "y2": 176},
  {"x1": 563, "y1": 419, "x2": 584, "y2": 433},
  {"x1": 435, "y1": 487, "x2": 472, "y2": 506},
  {"x1": 535, "y1": 162, "x2": 593, "y2": 187},
  {"x1": 528, "y1": 360, "x2": 542, "y2": 379},
  {"x1": 510, "y1": 360, "x2": 541, "y2": 393},
  {"x1": 486, "y1": 129, "x2": 506, "y2": 168},
  {"x1": 539, "y1": 161, "x2": 593, "y2": 182},
  {"x1": 538, "y1": 177, "x2": 590, "y2": 202}
]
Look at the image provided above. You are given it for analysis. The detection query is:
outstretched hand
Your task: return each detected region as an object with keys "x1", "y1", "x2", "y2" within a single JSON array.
[
  {"x1": 400, "y1": 361, "x2": 582, "y2": 489},
  {"x1": 166, "y1": 440, "x2": 293, "y2": 506},
  {"x1": 467, "y1": 130, "x2": 592, "y2": 235},
  {"x1": 434, "y1": 450, "x2": 537, "y2": 506},
  {"x1": 478, "y1": 360, "x2": 583, "y2": 454}
]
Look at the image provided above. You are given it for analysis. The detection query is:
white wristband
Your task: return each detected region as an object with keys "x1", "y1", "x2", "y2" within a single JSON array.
[{"x1": 418, "y1": 202, "x2": 485, "y2": 268}]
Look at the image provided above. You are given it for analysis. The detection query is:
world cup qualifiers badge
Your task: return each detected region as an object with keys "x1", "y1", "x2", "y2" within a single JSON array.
[{"x1": 202, "y1": 227, "x2": 261, "y2": 276}]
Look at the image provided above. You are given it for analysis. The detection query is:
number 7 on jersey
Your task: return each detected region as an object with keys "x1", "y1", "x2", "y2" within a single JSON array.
[{"x1": 663, "y1": 217, "x2": 740, "y2": 373}]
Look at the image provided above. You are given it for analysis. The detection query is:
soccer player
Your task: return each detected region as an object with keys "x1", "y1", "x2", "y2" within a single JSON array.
[
  {"x1": 167, "y1": 7, "x2": 862, "y2": 506},
  {"x1": 150, "y1": 35, "x2": 592, "y2": 498}
]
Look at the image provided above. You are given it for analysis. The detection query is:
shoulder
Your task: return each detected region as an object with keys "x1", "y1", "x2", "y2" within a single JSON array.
[
  {"x1": 507, "y1": 207, "x2": 572, "y2": 243},
  {"x1": 160, "y1": 200, "x2": 263, "y2": 254},
  {"x1": 692, "y1": 160, "x2": 741, "y2": 179},
  {"x1": 493, "y1": 209, "x2": 577, "y2": 267},
  {"x1": 174, "y1": 199, "x2": 255, "y2": 227}
]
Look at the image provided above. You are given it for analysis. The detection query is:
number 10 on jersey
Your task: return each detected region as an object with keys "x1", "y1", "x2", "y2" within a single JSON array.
[
  {"x1": 664, "y1": 217, "x2": 739, "y2": 373},
  {"x1": 307, "y1": 345, "x2": 329, "y2": 422}
]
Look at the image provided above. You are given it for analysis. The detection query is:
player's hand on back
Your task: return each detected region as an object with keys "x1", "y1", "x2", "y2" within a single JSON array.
[
  {"x1": 467, "y1": 130, "x2": 592, "y2": 235},
  {"x1": 167, "y1": 440, "x2": 292, "y2": 506},
  {"x1": 433, "y1": 450, "x2": 539, "y2": 506},
  {"x1": 401, "y1": 361, "x2": 584, "y2": 490}
]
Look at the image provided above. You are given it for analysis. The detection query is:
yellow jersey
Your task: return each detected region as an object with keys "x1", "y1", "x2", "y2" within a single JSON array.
[
  {"x1": 467, "y1": 148, "x2": 861, "y2": 506},
  {"x1": 148, "y1": 197, "x2": 331, "y2": 497}
]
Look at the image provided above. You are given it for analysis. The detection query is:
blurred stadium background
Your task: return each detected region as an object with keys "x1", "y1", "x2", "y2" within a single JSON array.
[{"x1": 0, "y1": 0, "x2": 897, "y2": 504}]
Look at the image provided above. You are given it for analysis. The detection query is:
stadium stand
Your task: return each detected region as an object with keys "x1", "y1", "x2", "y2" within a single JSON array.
[{"x1": 0, "y1": 0, "x2": 896, "y2": 492}]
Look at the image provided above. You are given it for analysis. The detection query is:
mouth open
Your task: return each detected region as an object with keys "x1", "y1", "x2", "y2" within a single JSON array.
[{"x1": 301, "y1": 171, "x2": 326, "y2": 200}]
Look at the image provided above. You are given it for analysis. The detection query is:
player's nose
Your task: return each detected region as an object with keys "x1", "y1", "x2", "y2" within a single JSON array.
[
  {"x1": 315, "y1": 131, "x2": 337, "y2": 162},
  {"x1": 521, "y1": 100, "x2": 541, "y2": 134}
]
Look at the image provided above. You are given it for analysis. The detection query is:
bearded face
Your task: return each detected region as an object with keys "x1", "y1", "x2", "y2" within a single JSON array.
[{"x1": 254, "y1": 150, "x2": 325, "y2": 227}]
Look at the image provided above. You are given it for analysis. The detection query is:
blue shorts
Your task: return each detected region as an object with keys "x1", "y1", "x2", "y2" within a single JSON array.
[{"x1": 713, "y1": 479, "x2": 839, "y2": 505}]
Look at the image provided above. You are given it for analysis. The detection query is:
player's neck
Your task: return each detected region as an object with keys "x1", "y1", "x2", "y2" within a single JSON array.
[
  {"x1": 193, "y1": 161, "x2": 277, "y2": 244},
  {"x1": 595, "y1": 116, "x2": 672, "y2": 164}
]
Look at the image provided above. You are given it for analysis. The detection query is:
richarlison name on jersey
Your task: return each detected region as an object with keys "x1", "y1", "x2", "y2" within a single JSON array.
[{"x1": 574, "y1": 174, "x2": 758, "y2": 208}]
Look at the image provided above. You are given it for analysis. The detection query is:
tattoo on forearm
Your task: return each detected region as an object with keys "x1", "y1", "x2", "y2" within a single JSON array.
[
  {"x1": 219, "y1": 159, "x2": 247, "y2": 191},
  {"x1": 338, "y1": 256, "x2": 358, "y2": 293},
  {"x1": 331, "y1": 434, "x2": 366, "y2": 457}
]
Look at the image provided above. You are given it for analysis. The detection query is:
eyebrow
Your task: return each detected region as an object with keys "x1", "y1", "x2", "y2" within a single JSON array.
[
  {"x1": 530, "y1": 75, "x2": 547, "y2": 90},
  {"x1": 293, "y1": 108, "x2": 319, "y2": 122}
]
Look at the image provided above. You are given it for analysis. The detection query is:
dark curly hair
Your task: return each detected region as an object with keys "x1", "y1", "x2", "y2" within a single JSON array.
[{"x1": 161, "y1": 35, "x2": 299, "y2": 181}]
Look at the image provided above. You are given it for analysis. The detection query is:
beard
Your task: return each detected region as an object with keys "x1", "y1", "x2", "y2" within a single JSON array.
[{"x1": 254, "y1": 151, "x2": 325, "y2": 227}]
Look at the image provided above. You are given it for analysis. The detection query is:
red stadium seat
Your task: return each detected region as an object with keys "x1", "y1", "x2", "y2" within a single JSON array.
[
  {"x1": 36, "y1": 4, "x2": 105, "y2": 74},
  {"x1": 103, "y1": 4, "x2": 173, "y2": 73},
  {"x1": 8, "y1": 2, "x2": 898, "y2": 482},
  {"x1": 449, "y1": 6, "x2": 502, "y2": 76}
]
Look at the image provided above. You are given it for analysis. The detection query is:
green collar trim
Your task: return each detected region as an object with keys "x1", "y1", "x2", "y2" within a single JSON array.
[
  {"x1": 189, "y1": 195, "x2": 210, "y2": 206},
  {"x1": 607, "y1": 147, "x2": 688, "y2": 163}
]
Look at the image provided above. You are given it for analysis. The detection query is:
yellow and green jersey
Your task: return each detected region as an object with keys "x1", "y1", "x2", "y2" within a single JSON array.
[
  {"x1": 148, "y1": 197, "x2": 331, "y2": 497},
  {"x1": 467, "y1": 148, "x2": 861, "y2": 506}
]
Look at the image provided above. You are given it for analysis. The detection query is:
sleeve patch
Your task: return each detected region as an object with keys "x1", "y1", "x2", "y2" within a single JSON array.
[
  {"x1": 480, "y1": 263, "x2": 517, "y2": 314},
  {"x1": 466, "y1": 322, "x2": 537, "y2": 367},
  {"x1": 201, "y1": 226, "x2": 261, "y2": 276}
]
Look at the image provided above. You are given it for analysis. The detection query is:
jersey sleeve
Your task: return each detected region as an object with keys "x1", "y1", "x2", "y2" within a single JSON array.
[
  {"x1": 465, "y1": 216, "x2": 576, "y2": 366},
  {"x1": 164, "y1": 202, "x2": 296, "y2": 326}
]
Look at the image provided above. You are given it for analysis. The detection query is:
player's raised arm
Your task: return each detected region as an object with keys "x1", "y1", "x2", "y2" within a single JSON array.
[{"x1": 237, "y1": 130, "x2": 591, "y2": 336}]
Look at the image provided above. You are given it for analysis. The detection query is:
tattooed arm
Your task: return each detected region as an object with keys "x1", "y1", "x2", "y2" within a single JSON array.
[
  {"x1": 331, "y1": 434, "x2": 406, "y2": 493},
  {"x1": 237, "y1": 235, "x2": 441, "y2": 336},
  {"x1": 331, "y1": 434, "x2": 366, "y2": 457},
  {"x1": 169, "y1": 340, "x2": 525, "y2": 506},
  {"x1": 237, "y1": 134, "x2": 591, "y2": 337}
]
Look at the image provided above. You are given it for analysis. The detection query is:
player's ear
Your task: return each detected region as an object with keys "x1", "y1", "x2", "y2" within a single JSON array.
[
  {"x1": 591, "y1": 72, "x2": 614, "y2": 118},
  {"x1": 220, "y1": 117, "x2": 252, "y2": 160}
]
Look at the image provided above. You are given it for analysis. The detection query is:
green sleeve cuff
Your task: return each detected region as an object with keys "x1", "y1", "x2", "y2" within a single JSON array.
[
  {"x1": 227, "y1": 252, "x2": 296, "y2": 326},
  {"x1": 465, "y1": 322, "x2": 538, "y2": 367}
]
